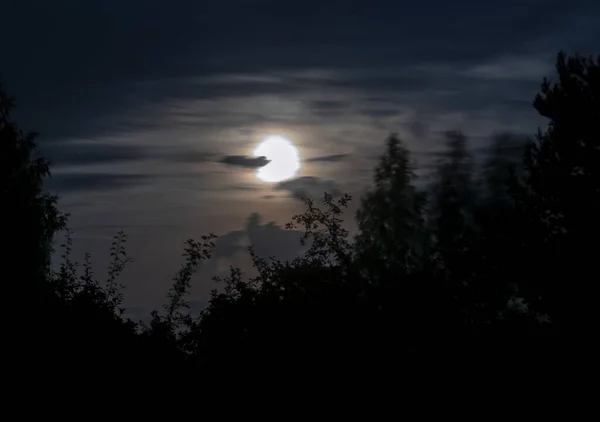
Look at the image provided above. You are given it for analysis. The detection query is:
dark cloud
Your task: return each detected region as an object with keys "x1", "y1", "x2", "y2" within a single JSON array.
[
  {"x1": 212, "y1": 229, "x2": 246, "y2": 260},
  {"x1": 274, "y1": 176, "x2": 341, "y2": 201},
  {"x1": 305, "y1": 154, "x2": 350, "y2": 163},
  {"x1": 40, "y1": 139, "x2": 217, "y2": 167},
  {"x1": 245, "y1": 212, "x2": 305, "y2": 261},
  {"x1": 360, "y1": 105, "x2": 404, "y2": 119},
  {"x1": 219, "y1": 155, "x2": 270, "y2": 168},
  {"x1": 231, "y1": 185, "x2": 262, "y2": 191},
  {"x1": 48, "y1": 173, "x2": 153, "y2": 194},
  {"x1": 3, "y1": 0, "x2": 597, "y2": 142},
  {"x1": 78, "y1": 172, "x2": 255, "y2": 196},
  {"x1": 212, "y1": 212, "x2": 306, "y2": 263},
  {"x1": 40, "y1": 140, "x2": 145, "y2": 166},
  {"x1": 310, "y1": 100, "x2": 349, "y2": 110},
  {"x1": 166, "y1": 150, "x2": 215, "y2": 164},
  {"x1": 309, "y1": 100, "x2": 350, "y2": 117}
]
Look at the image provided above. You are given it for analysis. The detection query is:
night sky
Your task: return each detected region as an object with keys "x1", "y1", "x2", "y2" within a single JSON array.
[{"x1": 3, "y1": 0, "x2": 598, "y2": 318}]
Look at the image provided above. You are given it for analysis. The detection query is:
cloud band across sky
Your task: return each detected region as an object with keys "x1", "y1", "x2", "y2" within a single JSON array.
[{"x1": 3, "y1": 0, "x2": 598, "y2": 314}]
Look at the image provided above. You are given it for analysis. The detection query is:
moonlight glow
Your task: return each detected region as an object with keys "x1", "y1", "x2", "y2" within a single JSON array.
[{"x1": 253, "y1": 135, "x2": 301, "y2": 183}]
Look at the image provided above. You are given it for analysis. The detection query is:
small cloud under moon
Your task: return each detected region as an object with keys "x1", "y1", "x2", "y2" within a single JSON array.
[{"x1": 219, "y1": 155, "x2": 271, "y2": 168}]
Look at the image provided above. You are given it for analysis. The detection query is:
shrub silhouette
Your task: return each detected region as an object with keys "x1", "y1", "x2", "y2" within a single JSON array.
[{"x1": 3, "y1": 51, "x2": 598, "y2": 379}]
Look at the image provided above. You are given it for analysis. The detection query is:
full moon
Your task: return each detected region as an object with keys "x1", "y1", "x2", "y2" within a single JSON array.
[{"x1": 253, "y1": 135, "x2": 301, "y2": 183}]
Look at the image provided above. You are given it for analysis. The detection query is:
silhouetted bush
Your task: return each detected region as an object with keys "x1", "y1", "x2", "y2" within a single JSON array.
[{"x1": 3, "y1": 51, "x2": 598, "y2": 379}]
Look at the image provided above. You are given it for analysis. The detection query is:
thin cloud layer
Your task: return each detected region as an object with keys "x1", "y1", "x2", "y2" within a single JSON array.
[
  {"x1": 305, "y1": 154, "x2": 350, "y2": 163},
  {"x1": 48, "y1": 173, "x2": 153, "y2": 194},
  {"x1": 41, "y1": 141, "x2": 145, "y2": 166}
]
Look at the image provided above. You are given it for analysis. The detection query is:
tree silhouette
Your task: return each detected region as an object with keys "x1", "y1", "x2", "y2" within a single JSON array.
[
  {"x1": 513, "y1": 52, "x2": 600, "y2": 333},
  {"x1": 481, "y1": 132, "x2": 528, "y2": 204},
  {"x1": 2, "y1": 50, "x2": 598, "y2": 381},
  {"x1": 427, "y1": 131, "x2": 482, "y2": 331},
  {"x1": 474, "y1": 132, "x2": 532, "y2": 331},
  {"x1": 1, "y1": 81, "x2": 66, "y2": 303},
  {"x1": 355, "y1": 135, "x2": 429, "y2": 279}
]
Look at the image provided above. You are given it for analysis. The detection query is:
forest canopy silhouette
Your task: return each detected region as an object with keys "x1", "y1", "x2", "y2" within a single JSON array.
[{"x1": 2, "y1": 51, "x2": 599, "y2": 380}]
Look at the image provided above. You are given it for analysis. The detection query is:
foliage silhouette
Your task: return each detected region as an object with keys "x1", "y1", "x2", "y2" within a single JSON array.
[
  {"x1": 356, "y1": 135, "x2": 429, "y2": 278},
  {"x1": 1, "y1": 82, "x2": 67, "y2": 303},
  {"x1": 512, "y1": 52, "x2": 600, "y2": 334},
  {"x1": 3, "y1": 50, "x2": 597, "y2": 379}
]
